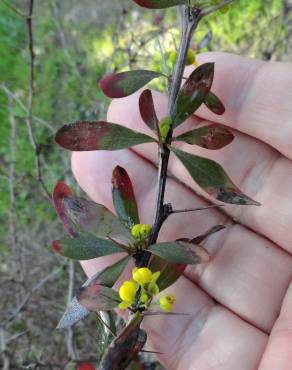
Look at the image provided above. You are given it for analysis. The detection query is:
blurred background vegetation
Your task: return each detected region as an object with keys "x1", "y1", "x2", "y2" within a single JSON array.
[{"x1": 0, "y1": 0, "x2": 291, "y2": 369}]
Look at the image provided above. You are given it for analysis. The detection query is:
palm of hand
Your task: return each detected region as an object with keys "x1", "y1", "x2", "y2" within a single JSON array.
[{"x1": 71, "y1": 53, "x2": 292, "y2": 370}]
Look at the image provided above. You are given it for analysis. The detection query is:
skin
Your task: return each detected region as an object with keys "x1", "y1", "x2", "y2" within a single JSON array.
[{"x1": 71, "y1": 52, "x2": 292, "y2": 370}]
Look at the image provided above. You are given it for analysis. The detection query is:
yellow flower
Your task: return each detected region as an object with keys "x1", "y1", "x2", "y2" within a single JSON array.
[
  {"x1": 140, "y1": 224, "x2": 152, "y2": 239},
  {"x1": 119, "y1": 280, "x2": 138, "y2": 303},
  {"x1": 132, "y1": 267, "x2": 153, "y2": 285},
  {"x1": 159, "y1": 294, "x2": 176, "y2": 312},
  {"x1": 131, "y1": 224, "x2": 152, "y2": 241}
]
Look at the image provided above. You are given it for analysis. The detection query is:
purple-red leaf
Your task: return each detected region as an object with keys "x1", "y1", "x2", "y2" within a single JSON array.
[
  {"x1": 133, "y1": 0, "x2": 187, "y2": 8},
  {"x1": 62, "y1": 196, "x2": 133, "y2": 242},
  {"x1": 171, "y1": 147, "x2": 261, "y2": 205},
  {"x1": 139, "y1": 89, "x2": 159, "y2": 131},
  {"x1": 77, "y1": 363, "x2": 95, "y2": 370},
  {"x1": 205, "y1": 91, "x2": 225, "y2": 115},
  {"x1": 99, "y1": 70, "x2": 162, "y2": 98},
  {"x1": 76, "y1": 285, "x2": 120, "y2": 311},
  {"x1": 57, "y1": 256, "x2": 130, "y2": 329},
  {"x1": 148, "y1": 241, "x2": 210, "y2": 265},
  {"x1": 55, "y1": 121, "x2": 155, "y2": 151},
  {"x1": 174, "y1": 124, "x2": 234, "y2": 149},
  {"x1": 112, "y1": 166, "x2": 140, "y2": 229},
  {"x1": 172, "y1": 63, "x2": 215, "y2": 127},
  {"x1": 99, "y1": 316, "x2": 146, "y2": 370},
  {"x1": 52, "y1": 181, "x2": 76, "y2": 237}
]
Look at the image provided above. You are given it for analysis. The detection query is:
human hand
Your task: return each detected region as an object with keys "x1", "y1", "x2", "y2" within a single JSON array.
[{"x1": 71, "y1": 52, "x2": 292, "y2": 370}]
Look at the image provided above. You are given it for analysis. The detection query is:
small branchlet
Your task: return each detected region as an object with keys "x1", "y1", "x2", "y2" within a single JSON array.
[{"x1": 51, "y1": 1, "x2": 261, "y2": 369}]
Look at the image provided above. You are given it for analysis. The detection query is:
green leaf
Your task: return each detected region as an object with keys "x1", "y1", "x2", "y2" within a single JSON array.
[
  {"x1": 57, "y1": 256, "x2": 130, "y2": 329},
  {"x1": 149, "y1": 256, "x2": 186, "y2": 292},
  {"x1": 52, "y1": 234, "x2": 124, "y2": 260},
  {"x1": 76, "y1": 285, "x2": 120, "y2": 311},
  {"x1": 99, "y1": 70, "x2": 162, "y2": 98},
  {"x1": 174, "y1": 124, "x2": 234, "y2": 150},
  {"x1": 148, "y1": 242, "x2": 210, "y2": 265},
  {"x1": 172, "y1": 63, "x2": 214, "y2": 128},
  {"x1": 55, "y1": 121, "x2": 155, "y2": 151},
  {"x1": 112, "y1": 166, "x2": 140, "y2": 229},
  {"x1": 204, "y1": 92, "x2": 225, "y2": 115},
  {"x1": 133, "y1": 0, "x2": 187, "y2": 8},
  {"x1": 171, "y1": 147, "x2": 260, "y2": 205},
  {"x1": 63, "y1": 195, "x2": 133, "y2": 242}
]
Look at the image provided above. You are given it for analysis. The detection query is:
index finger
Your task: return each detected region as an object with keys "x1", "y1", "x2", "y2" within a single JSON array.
[{"x1": 194, "y1": 52, "x2": 292, "y2": 160}]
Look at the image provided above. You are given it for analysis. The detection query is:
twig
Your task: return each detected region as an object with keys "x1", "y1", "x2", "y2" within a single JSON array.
[
  {"x1": 0, "y1": 0, "x2": 27, "y2": 18},
  {"x1": 1, "y1": 267, "x2": 61, "y2": 327},
  {"x1": 25, "y1": 0, "x2": 50, "y2": 199},
  {"x1": 170, "y1": 204, "x2": 225, "y2": 214},
  {"x1": 0, "y1": 84, "x2": 54, "y2": 132},
  {"x1": 66, "y1": 261, "x2": 78, "y2": 360},
  {"x1": 0, "y1": 328, "x2": 10, "y2": 370}
]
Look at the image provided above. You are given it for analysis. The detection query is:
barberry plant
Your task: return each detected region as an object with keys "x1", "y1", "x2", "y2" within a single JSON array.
[{"x1": 52, "y1": 1, "x2": 258, "y2": 369}]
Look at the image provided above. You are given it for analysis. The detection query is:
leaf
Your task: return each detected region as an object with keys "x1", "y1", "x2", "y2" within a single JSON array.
[
  {"x1": 133, "y1": 0, "x2": 187, "y2": 8},
  {"x1": 148, "y1": 241, "x2": 210, "y2": 265},
  {"x1": 63, "y1": 196, "x2": 133, "y2": 242},
  {"x1": 57, "y1": 256, "x2": 130, "y2": 329},
  {"x1": 99, "y1": 316, "x2": 146, "y2": 370},
  {"x1": 52, "y1": 181, "x2": 76, "y2": 237},
  {"x1": 149, "y1": 256, "x2": 186, "y2": 292},
  {"x1": 55, "y1": 121, "x2": 155, "y2": 151},
  {"x1": 204, "y1": 92, "x2": 225, "y2": 115},
  {"x1": 52, "y1": 234, "x2": 124, "y2": 260},
  {"x1": 172, "y1": 63, "x2": 214, "y2": 128},
  {"x1": 99, "y1": 70, "x2": 162, "y2": 98},
  {"x1": 76, "y1": 285, "x2": 120, "y2": 311},
  {"x1": 77, "y1": 363, "x2": 95, "y2": 370},
  {"x1": 174, "y1": 124, "x2": 234, "y2": 149},
  {"x1": 112, "y1": 166, "x2": 140, "y2": 229},
  {"x1": 171, "y1": 147, "x2": 260, "y2": 205},
  {"x1": 139, "y1": 89, "x2": 159, "y2": 131}
]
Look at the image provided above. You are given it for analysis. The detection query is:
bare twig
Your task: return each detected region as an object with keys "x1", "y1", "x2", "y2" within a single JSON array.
[
  {"x1": 66, "y1": 260, "x2": 78, "y2": 360},
  {"x1": 1, "y1": 267, "x2": 61, "y2": 327},
  {"x1": 170, "y1": 204, "x2": 225, "y2": 214},
  {"x1": 0, "y1": 84, "x2": 54, "y2": 132},
  {"x1": 25, "y1": 0, "x2": 50, "y2": 199}
]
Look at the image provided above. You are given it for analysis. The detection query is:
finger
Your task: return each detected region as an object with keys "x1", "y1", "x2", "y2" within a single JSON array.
[
  {"x1": 72, "y1": 150, "x2": 292, "y2": 333},
  {"x1": 195, "y1": 52, "x2": 292, "y2": 160},
  {"x1": 107, "y1": 91, "x2": 292, "y2": 255},
  {"x1": 259, "y1": 282, "x2": 292, "y2": 370},
  {"x1": 143, "y1": 277, "x2": 268, "y2": 370}
]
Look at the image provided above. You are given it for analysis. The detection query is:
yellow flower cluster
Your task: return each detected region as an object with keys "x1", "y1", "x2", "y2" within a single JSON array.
[
  {"x1": 131, "y1": 224, "x2": 152, "y2": 241},
  {"x1": 118, "y1": 267, "x2": 176, "y2": 312},
  {"x1": 118, "y1": 267, "x2": 160, "y2": 310}
]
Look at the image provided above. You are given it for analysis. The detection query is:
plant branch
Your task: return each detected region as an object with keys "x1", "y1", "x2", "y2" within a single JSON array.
[
  {"x1": 170, "y1": 204, "x2": 225, "y2": 214},
  {"x1": 149, "y1": 7, "x2": 201, "y2": 244},
  {"x1": 25, "y1": 0, "x2": 50, "y2": 199}
]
